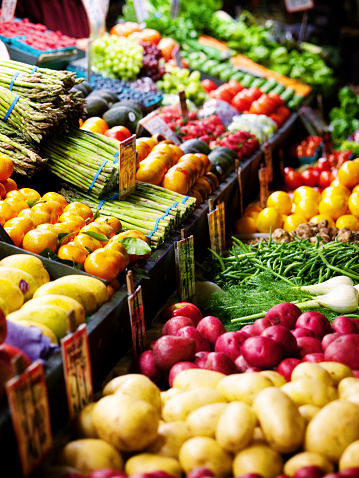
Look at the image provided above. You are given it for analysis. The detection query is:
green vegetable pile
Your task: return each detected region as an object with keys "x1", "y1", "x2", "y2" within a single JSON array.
[{"x1": 329, "y1": 87, "x2": 359, "y2": 144}]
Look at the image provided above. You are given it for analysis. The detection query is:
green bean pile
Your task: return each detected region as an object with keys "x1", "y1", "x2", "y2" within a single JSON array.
[{"x1": 211, "y1": 236, "x2": 359, "y2": 288}]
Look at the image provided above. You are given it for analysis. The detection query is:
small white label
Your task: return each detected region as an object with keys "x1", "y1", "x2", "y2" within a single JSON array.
[
  {"x1": 0, "y1": 0, "x2": 17, "y2": 22},
  {"x1": 284, "y1": 0, "x2": 314, "y2": 12},
  {"x1": 128, "y1": 111, "x2": 136, "y2": 122},
  {"x1": 81, "y1": 0, "x2": 106, "y2": 35}
]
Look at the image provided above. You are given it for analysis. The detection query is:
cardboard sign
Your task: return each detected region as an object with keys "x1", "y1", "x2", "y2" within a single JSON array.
[
  {"x1": 119, "y1": 134, "x2": 136, "y2": 199},
  {"x1": 0, "y1": 0, "x2": 17, "y2": 22},
  {"x1": 137, "y1": 111, "x2": 181, "y2": 145},
  {"x1": 178, "y1": 90, "x2": 188, "y2": 120},
  {"x1": 263, "y1": 142, "x2": 273, "y2": 184},
  {"x1": 284, "y1": 0, "x2": 314, "y2": 13},
  {"x1": 133, "y1": 0, "x2": 149, "y2": 23},
  {"x1": 6, "y1": 361, "x2": 52, "y2": 477},
  {"x1": 175, "y1": 233, "x2": 195, "y2": 301},
  {"x1": 258, "y1": 166, "x2": 269, "y2": 209},
  {"x1": 127, "y1": 272, "x2": 146, "y2": 357},
  {"x1": 208, "y1": 200, "x2": 226, "y2": 257},
  {"x1": 61, "y1": 324, "x2": 93, "y2": 419},
  {"x1": 81, "y1": 0, "x2": 106, "y2": 36}
]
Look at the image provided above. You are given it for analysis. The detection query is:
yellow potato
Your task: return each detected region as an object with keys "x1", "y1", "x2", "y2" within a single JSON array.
[
  {"x1": 146, "y1": 420, "x2": 192, "y2": 458},
  {"x1": 217, "y1": 373, "x2": 272, "y2": 405},
  {"x1": 281, "y1": 378, "x2": 335, "y2": 407},
  {"x1": 73, "y1": 402, "x2": 98, "y2": 439},
  {"x1": 125, "y1": 454, "x2": 182, "y2": 477},
  {"x1": 305, "y1": 399, "x2": 359, "y2": 462},
  {"x1": 298, "y1": 404, "x2": 320, "y2": 423},
  {"x1": 259, "y1": 370, "x2": 286, "y2": 387},
  {"x1": 232, "y1": 444, "x2": 283, "y2": 478},
  {"x1": 162, "y1": 388, "x2": 226, "y2": 422},
  {"x1": 186, "y1": 403, "x2": 227, "y2": 437},
  {"x1": 92, "y1": 393, "x2": 159, "y2": 452},
  {"x1": 339, "y1": 440, "x2": 359, "y2": 470},
  {"x1": 161, "y1": 388, "x2": 184, "y2": 408},
  {"x1": 253, "y1": 387, "x2": 305, "y2": 454},
  {"x1": 338, "y1": 377, "x2": 359, "y2": 399},
  {"x1": 103, "y1": 374, "x2": 161, "y2": 413},
  {"x1": 319, "y1": 362, "x2": 354, "y2": 386},
  {"x1": 215, "y1": 401, "x2": 256, "y2": 453},
  {"x1": 284, "y1": 452, "x2": 334, "y2": 476},
  {"x1": 179, "y1": 436, "x2": 233, "y2": 477},
  {"x1": 173, "y1": 369, "x2": 225, "y2": 390},
  {"x1": 251, "y1": 427, "x2": 267, "y2": 445},
  {"x1": 291, "y1": 362, "x2": 334, "y2": 386},
  {"x1": 345, "y1": 393, "x2": 359, "y2": 406},
  {"x1": 56, "y1": 438, "x2": 123, "y2": 475}
]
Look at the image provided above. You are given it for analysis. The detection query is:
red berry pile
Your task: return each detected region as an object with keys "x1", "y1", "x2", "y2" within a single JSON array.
[{"x1": 210, "y1": 130, "x2": 260, "y2": 159}]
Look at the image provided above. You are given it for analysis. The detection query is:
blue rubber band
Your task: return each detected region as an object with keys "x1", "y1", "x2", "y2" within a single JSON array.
[
  {"x1": 96, "y1": 192, "x2": 119, "y2": 210},
  {"x1": 181, "y1": 195, "x2": 189, "y2": 204},
  {"x1": 30, "y1": 66, "x2": 38, "y2": 74},
  {"x1": 87, "y1": 159, "x2": 108, "y2": 193},
  {"x1": 113, "y1": 151, "x2": 119, "y2": 164},
  {"x1": 172, "y1": 201, "x2": 179, "y2": 208},
  {"x1": 148, "y1": 217, "x2": 161, "y2": 238},
  {"x1": 3, "y1": 94, "x2": 20, "y2": 122},
  {"x1": 9, "y1": 72, "x2": 20, "y2": 92}
]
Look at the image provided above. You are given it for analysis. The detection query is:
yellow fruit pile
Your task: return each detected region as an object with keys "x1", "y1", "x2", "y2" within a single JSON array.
[{"x1": 56, "y1": 365, "x2": 359, "y2": 477}]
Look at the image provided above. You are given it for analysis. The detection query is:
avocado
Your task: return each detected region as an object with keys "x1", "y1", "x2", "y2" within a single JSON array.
[
  {"x1": 180, "y1": 139, "x2": 211, "y2": 155},
  {"x1": 88, "y1": 89, "x2": 119, "y2": 104},
  {"x1": 112, "y1": 100, "x2": 145, "y2": 116},
  {"x1": 85, "y1": 96, "x2": 109, "y2": 118},
  {"x1": 76, "y1": 82, "x2": 91, "y2": 97},
  {"x1": 102, "y1": 105, "x2": 143, "y2": 133}
]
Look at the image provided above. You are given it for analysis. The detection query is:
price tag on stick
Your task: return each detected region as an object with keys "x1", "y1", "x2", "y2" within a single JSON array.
[
  {"x1": 178, "y1": 90, "x2": 188, "y2": 120},
  {"x1": 258, "y1": 165, "x2": 269, "y2": 209},
  {"x1": 133, "y1": 0, "x2": 149, "y2": 23},
  {"x1": 175, "y1": 229, "x2": 195, "y2": 301},
  {"x1": 284, "y1": 0, "x2": 314, "y2": 13},
  {"x1": 137, "y1": 111, "x2": 181, "y2": 145},
  {"x1": 61, "y1": 313, "x2": 93, "y2": 420},
  {"x1": 127, "y1": 271, "x2": 146, "y2": 358},
  {"x1": 6, "y1": 357, "x2": 53, "y2": 477},
  {"x1": 218, "y1": 201, "x2": 226, "y2": 255},
  {"x1": 263, "y1": 142, "x2": 273, "y2": 184},
  {"x1": 170, "y1": 0, "x2": 180, "y2": 19},
  {"x1": 208, "y1": 200, "x2": 226, "y2": 257},
  {"x1": 236, "y1": 163, "x2": 244, "y2": 218},
  {"x1": 119, "y1": 134, "x2": 136, "y2": 200}
]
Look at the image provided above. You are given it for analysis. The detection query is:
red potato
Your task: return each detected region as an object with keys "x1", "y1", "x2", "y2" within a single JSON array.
[
  {"x1": 186, "y1": 468, "x2": 216, "y2": 478},
  {"x1": 296, "y1": 336, "x2": 323, "y2": 358},
  {"x1": 131, "y1": 473, "x2": 179, "y2": 478},
  {"x1": 88, "y1": 470, "x2": 127, "y2": 478},
  {"x1": 205, "y1": 351, "x2": 237, "y2": 375},
  {"x1": 234, "y1": 354, "x2": 251, "y2": 373},
  {"x1": 132, "y1": 349, "x2": 163, "y2": 384},
  {"x1": 171, "y1": 303, "x2": 203, "y2": 326},
  {"x1": 64, "y1": 473, "x2": 85, "y2": 478},
  {"x1": 264, "y1": 302, "x2": 302, "y2": 330},
  {"x1": 276, "y1": 475, "x2": 290, "y2": 478},
  {"x1": 196, "y1": 316, "x2": 226, "y2": 348},
  {"x1": 331, "y1": 316, "x2": 359, "y2": 334},
  {"x1": 324, "y1": 334, "x2": 359, "y2": 369},
  {"x1": 340, "y1": 469, "x2": 359, "y2": 478},
  {"x1": 168, "y1": 361, "x2": 198, "y2": 387},
  {"x1": 294, "y1": 466, "x2": 324, "y2": 478},
  {"x1": 176, "y1": 326, "x2": 211, "y2": 353},
  {"x1": 261, "y1": 325, "x2": 298, "y2": 358},
  {"x1": 153, "y1": 335, "x2": 196, "y2": 371},
  {"x1": 353, "y1": 370, "x2": 359, "y2": 378},
  {"x1": 245, "y1": 366, "x2": 262, "y2": 373},
  {"x1": 214, "y1": 330, "x2": 249, "y2": 361},
  {"x1": 251, "y1": 318, "x2": 275, "y2": 335},
  {"x1": 241, "y1": 324, "x2": 255, "y2": 335},
  {"x1": 194, "y1": 351, "x2": 209, "y2": 368},
  {"x1": 302, "y1": 353, "x2": 325, "y2": 363},
  {"x1": 276, "y1": 357, "x2": 302, "y2": 381},
  {"x1": 322, "y1": 332, "x2": 341, "y2": 351},
  {"x1": 295, "y1": 311, "x2": 332, "y2": 338},
  {"x1": 350, "y1": 318, "x2": 359, "y2": 330},
  {"x1": 292, "y1": 328, "x2": 317, "y2": 339},
  {"x1": 236, "y1": 474, "x2": 264, "y2": 478},
  {"x1": 162, "y1": 316, "x2": 195, "y2": 336},
  {"x1": 241, "y1": 336, "x2": 283, "y2": 369}
]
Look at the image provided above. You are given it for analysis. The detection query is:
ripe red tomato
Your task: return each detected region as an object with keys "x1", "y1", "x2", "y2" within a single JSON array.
[
  {"x1": 316, "y1": 157, "x2": 330, "y2": 173},
  {"x1": 301, "y1": 168, "x2": 319, "y2": 187},
  {"x1": 284, "y1": 167, "x2": 303, "y2": 190},
  {"x1": 104, "y1": 126, "x2": 132, "y2": 141},
  {"x1": 201, "y1": 79, "x2": 218, "y2": 93},
  {"x1": 318, "y1": 170, "x2": 335, "y2": 189}
]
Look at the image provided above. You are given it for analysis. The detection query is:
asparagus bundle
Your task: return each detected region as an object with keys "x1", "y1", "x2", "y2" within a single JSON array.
[
  {"x1": 42, "y1": 129, "x2": 120, "y2": 197},
  {"x1": 0, "y1": 132, "x2": 45, "y2": 176},
  {"x1": 59, "y1": 183, "x2": 196, "y2": 249}
]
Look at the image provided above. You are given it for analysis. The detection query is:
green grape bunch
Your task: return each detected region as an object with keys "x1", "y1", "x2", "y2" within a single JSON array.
[{"x1": 92, "y1": 34, "x2": 144, "y2": 81}]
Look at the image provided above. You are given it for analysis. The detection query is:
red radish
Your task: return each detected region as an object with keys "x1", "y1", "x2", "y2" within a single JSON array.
[
  {"x1": 176, "y1": 326, "x2": 211, "y2": 353},
  {"x1": 322, "y1": 332, "x2": 341, "y2": 351},
  {"x1": 87, "y1": 470, "x2": 127, "y2": 478},
  {"x1": 251, "y1": 318, "x2": 275, "y2": 335},
  {"x1": 241, "y1": 336, "x2": 283, "y2": 369},
  {"x1": 264, "y1": 302, "x2": 302, "y2": 330},
  {"x1": 324, "y1": 335, "x2": 359, "y2": 369},
  {"x1": 194, "y1": 351, "x2": 209, "y2": 368},
  {"x1": 214, "y1": 330, "x2": 249, "y2": 361},
  {"x1": 292, "y1": 328, "x2": 316, "y2": 339},
  {"x1": 205, "y1": 351, "x2": 237, "y2": 375},
  {"x1": 162, "y1": 316, "x2": 195, "y2": 336},
  {"x1": 168, "y1": 361, "x2": 198, "y2": 387},
  {"x1": 236, "y1": 474, "x2": 263, "y2": 478},
  {"x1": 302, "y1": 353, "x2": 325, "y2": 363},
  {"x1": 331, "y1": 316, "x2": 359, "y2": 334},
  {"x1": 296, "y1": 311, "x2": 332, "y2": 338},
  {"x1": 153, "y1": 336, "x2": 196, "y2": 371},
  {"x1": 294, "y1": 466, "x2": 324, "y2": 478},
  {"x1": 132, "y1": 349, "x2": 162, "y2": 384},
  {"x1": 234, "y1": 354, "x2": 251, "y2": 372},
  {"x1": 296, "y1": 337, "x2": 323, "y2": 358},
  {"x1": 261, "y1": 325, "x2": 298, "y2": 358},
  {"x1": 276, "y1": 357, "x2": 302, "y2": 381},
  {"x1": 196, "y1": 316, "x2": 226, "y2": 348}
]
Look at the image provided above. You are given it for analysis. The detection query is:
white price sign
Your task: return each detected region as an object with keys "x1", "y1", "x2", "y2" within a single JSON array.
[
  {"x1": 81, "y1": 0, "x2": 106, "y2": 35},
  {"x1": 0, "y1": 0, "x2": 17, "y2": 22},
  {"x1": 284, "y1": 0, "x2": 314, "y2": 13}
]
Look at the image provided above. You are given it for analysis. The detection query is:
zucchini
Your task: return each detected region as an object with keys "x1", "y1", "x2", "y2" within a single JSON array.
[
  {"x1": 231, "y1": 71, "x2": 245, "y2": 82},
  {"x1": 219, "y1": 67, "x2": 235, "y2": 82}
]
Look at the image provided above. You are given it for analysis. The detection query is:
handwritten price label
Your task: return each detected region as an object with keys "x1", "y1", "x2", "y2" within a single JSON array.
[
  {"x1": 208, "y1": 201, "x2": 226, "y2": 257},
  {"x1": 6, "y1": 361, "x2": 52, "y2": 477},
  {"x1": 61, "y1": 324, "x2": 93, "y2": 419},
  {"x1": 128, "y1": 285, "x2": 146, "y2": 357},
  {"x1": 119, "y1": 134, "x2": 136, "y2": 199},
  {"x1": 138, "y1": 111, "x2": 181, "y2": 145},
  {"x1": 175, "y1": 234, "x2": 195, "y2": 301},
  {"x1": 0, "y1": 0, "x2": 17, "y2": 22},
  {"x1": 81, "y1": 0, "x2": 106, "y2": 35}
]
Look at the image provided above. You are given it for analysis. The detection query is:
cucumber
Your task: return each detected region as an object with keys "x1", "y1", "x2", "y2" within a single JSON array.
[
  {"x1": 280, "y1": 87, "x2": 295, "y2": 103},
  {"x1": 260, "y1": 78, "x2": 278, "y2": 94},
  {"x1": 287, "y1": 95, "x2": 304, "y2": 110},
  {"x1": 251, "y1": 77, "x2": 266, "y2": 88},
  {"x1": 219, "y1": 67, "x2": 235, "y2": 82},
  {"x1": 201, "y1": 60, "x2": 219, "y2": 74},
  {"x1": 240, "y1": 74, "x2": 255, "y2": 88},
  {"x1": 231, "y1": 71, "x2": 245, "y2": 82},
  {"x1": 271, "y1": 83, "x2": 286, "y2": 95}
]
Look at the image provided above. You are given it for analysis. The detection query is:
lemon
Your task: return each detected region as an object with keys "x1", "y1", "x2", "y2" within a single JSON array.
[
  {"x1": 352, "y1": 185, "x2": 359, "y2": 195},
  {"x1": 348, "y1": 192, "x2": 359, "y2": 216},
  {"x1": 322, "y1": 186, "x2": 350, "y2": 200},
  {"x1": 336, "y1": 215, "x2": 359, "y2": 231},
  {"x1": 267, "y1": 191, "x2": 292, "y2": 215},
  {"x1": 243, "y1": 210, "x2": 260, "y2": 222},
  {"x1": 283, "y1": 214, "x2": 307, "y2": 233},
  {"x1": 293, "y1": 199, "x2": 319, "y2": 220},
  {"x1": 338, "y1": 161, "x2": 359, "y2": 188},
  {"x1": 256, "y1": 207, "x2": 283, "y2": 233},
  {"x1": 293, "y1": 186, "x2": 321, "y2": 204},
  {"x1": 310, "y1": 215, "x2": 335, "y2": 228},
  {"x1": 318, "y1": 196, "x2": 348, "y2": 220},
  {"x1": 233, "y1": 216, "x2": 257, "y2": 234}
]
